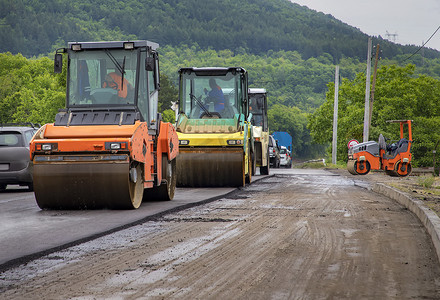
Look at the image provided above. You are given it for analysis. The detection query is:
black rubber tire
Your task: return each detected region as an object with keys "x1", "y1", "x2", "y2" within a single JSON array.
[
  {"x1": 251, "y1": 151, "x2": 256, "y2": 176},
  {"x1": 260, "y1": 151, "x2": 270, "y2": 175},
  {"x1": 144, "y1": 156, "x2": 176, "y2": 201},
  {"x1": 246, "y1": 154, "x2": 252, "y2": 184}
]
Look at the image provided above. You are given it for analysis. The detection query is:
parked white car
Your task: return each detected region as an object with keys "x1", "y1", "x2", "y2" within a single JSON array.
[{"x1": 279, "y1": 146, "x2": 292, "y2": 168}]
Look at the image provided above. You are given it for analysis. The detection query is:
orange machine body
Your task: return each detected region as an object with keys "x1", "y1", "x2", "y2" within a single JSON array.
[
  {"x1": 30, "y1": 121, "x2": 178, "y2": 189},
  {"x1": 347, "y1": 120, "x2": 412, "y2": 177}
]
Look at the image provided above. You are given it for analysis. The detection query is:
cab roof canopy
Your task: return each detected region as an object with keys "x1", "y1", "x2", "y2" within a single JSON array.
[
  {"x1": 67, "y1": 40, "x2": 159, "y2": 51},
  {"x1": 179, "y1": 67, "x2": 247, "y2": 76},
  {"x1": 249, "y1": 88, "x2": 267, "y2": 94}
]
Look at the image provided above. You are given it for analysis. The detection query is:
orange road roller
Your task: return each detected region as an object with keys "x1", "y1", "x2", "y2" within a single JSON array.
[
  {"x1": 347, "y1": 120, "x2": 412, "y2": 177},
  {"x1": 30, "y1": 40, "x2": 178, "y2": 209}
]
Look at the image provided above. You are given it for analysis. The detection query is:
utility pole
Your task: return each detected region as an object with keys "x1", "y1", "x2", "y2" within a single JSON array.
[
  {"x1": 332, "y1": 65, "x2": 339, "y2": 165},
  {"x1": 434, "y1": 140, "x2": 439, "y2": 176},
  {"x1": 369, "y1": 44, "x2": 380, "y2": 127},
  {"x1": 363, "y1": 37, "x2": 372, "y2": 142}
]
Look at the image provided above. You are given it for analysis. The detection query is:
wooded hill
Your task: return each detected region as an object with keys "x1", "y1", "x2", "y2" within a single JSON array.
[
  {"x1": 1, "y1": 0, "x2": 438, "y2": 61},
  {"x1": 2, "y1": 0, "x2": 440, "y2": 164}
]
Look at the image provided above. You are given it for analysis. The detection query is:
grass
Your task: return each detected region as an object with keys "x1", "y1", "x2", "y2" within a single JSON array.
[
  {"x1": 293, "y1": 159, "x2": 347, "y2": 170},
  {"x1": 325, "y1": 162, "x2": 347, "y2": 169},
  {"x1": 417, "y1": 176, "x2": 436, "y2": 188},
  {"x1": 300, "y1": 162, "x2": 325, "y2": 169}
]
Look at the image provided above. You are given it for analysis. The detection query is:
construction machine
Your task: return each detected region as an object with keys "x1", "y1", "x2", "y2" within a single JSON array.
[
  {"x1": 175, "y1": 67, "x2": 254, "y2": 187},
  {"x1": 29, "y1": 40, "x2": 178, "y2": 209},
  {"x1": 347, "y1": 120, "x2": 412, "y2": 177},
  {"x1": 248, "y1": 88, "x2": 270, "y2": 175}
]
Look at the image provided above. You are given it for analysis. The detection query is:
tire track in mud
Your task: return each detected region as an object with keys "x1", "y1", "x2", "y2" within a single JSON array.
[
  {"x1": 133, "y1": 178, "x2": 308, "y2": 299},
  {"x1": 1, "y1": 173, "x2": 440, "y2": 299}
]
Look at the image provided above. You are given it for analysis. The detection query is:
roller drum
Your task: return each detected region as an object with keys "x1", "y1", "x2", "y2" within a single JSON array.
[
  {"x1": 347, "y1": 159, "x2": 358, "y2": 175},
  {"x1": 176, "y1": 147, "x2": 245, "y2": 187},
  {"x1": 33, "y1": 154, "x2": 143, "y2": 209}
]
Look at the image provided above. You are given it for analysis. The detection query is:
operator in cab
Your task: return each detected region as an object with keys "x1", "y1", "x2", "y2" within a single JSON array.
[
  {"x1": 204, "y1": 78, "x2": 225, "y2": 111},
  {"x1": 103, "y1": 72, "x2": 133, "y2": 99}
]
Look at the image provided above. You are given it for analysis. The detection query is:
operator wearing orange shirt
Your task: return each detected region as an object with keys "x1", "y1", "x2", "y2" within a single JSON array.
[{"x1": 103, "y1": 72, "x2": 133, "y2": 98}]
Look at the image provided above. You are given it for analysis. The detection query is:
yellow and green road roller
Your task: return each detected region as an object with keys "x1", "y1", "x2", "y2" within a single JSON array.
[{"x1": 175, "y1": 67, "x2": 254, "y2": 187}]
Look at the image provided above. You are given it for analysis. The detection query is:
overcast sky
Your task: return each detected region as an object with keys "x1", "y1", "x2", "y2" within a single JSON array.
[{"x1": 290, "y1": 0, "x2": 440, "y2": 51}]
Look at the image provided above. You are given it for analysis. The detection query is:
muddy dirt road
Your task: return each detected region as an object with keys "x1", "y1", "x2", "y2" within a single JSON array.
[{"x1": 1, "y1": 170, "x2": 440, "y2": 299}]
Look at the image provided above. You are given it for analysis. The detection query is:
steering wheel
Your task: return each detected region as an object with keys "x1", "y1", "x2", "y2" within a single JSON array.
[
  {"x1": 189, "y1": 93, "x2": 213, "y2": 117},
  {"x1": 204, "y1": 95, "x2": 215, "y2": 103}
]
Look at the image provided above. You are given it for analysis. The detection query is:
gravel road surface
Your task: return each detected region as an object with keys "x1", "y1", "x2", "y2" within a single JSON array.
[{"x1": 1, "y1": 169, "x2": 439, "y2": 299}]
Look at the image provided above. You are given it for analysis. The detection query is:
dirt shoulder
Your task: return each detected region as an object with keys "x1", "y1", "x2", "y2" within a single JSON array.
[{"x1": 326, "y1": 167, "x2": 440, "y2": 219}]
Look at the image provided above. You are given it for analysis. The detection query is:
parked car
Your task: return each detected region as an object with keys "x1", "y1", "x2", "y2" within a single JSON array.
[
  {"x1": 0, "y1": 123, "x2": 40, "y2": 191},
  {"x1": 279, "y1": 146, "x2": 292, "y2": 168},
  {"x1": 268, "y1": 135, "x2": 280, "y2": 168}
]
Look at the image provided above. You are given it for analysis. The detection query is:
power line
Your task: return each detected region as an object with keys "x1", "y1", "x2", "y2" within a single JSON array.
[{"x1": 403, "y1": 25, "x2": 440, "y2": 62}]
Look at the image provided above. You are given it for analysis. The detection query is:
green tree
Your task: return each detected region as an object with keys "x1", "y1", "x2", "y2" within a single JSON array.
[
  {"x1": 268, "y1": 104, "x2": 321, "y2": 158},
  {"x1": 0, "y1": 53, "x2": 65, "y2": 124},
  {"x1": 308, "y1": 64, "x2": 440, "y2": 167},
  {"x1": 158, "y1": 73, "x2": 178, "y2": 113},
  {"x1": 158, "y1": 73, "x2": 178, "y2": 123}
]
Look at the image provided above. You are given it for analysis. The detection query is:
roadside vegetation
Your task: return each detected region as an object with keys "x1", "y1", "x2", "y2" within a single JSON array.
[
  {"x1": 2, "y1": 48, "x2": 440, "y2": 167},
  {"x1": 417, "y1": 175, "x2": 437, "y2": 188},
  {"x1": 308, "y1": 64, "x2": 440, "y2": 167},
  {"x1": 2, "y1": 0, "x2": 440, "y2": 166}
]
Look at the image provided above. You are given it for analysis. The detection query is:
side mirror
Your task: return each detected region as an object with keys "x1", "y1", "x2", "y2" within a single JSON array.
[
  {"x1": 145, "y1": 57, "x2": 155, "y2": 71},
  {"x1": 54, "y1": 53, "x2": 63, "y2": 73}
]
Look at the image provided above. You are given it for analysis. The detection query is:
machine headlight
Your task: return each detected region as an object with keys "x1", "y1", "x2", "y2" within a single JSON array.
[
  {"x1": 110, "y1": 143, "x2": 121, "y2": 150},
  {"x1": 71, "y1": 44, "x2": 82, "y2": 51},
  {"x1": 124, "y1": 42, "x2": 135, "y2": 50},
  {"x1": 37, "y1": 143, "x2": 58, "y2": 151},
  {"x1": 179, "y1": 140, "x2": 189, "y2": 145},
  {"x1": 105, "y1": 142, "x2": 127, "y2": 150},
  {"x1": 227, "y1": 140, "x2": 243, "y2": 145}
]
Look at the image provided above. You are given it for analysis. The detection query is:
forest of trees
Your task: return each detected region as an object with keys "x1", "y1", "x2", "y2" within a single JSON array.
[
  {"x1": 2, "y1": 0, "x2": 440, "y2": 165},
  {"x1": 2, "y1": 0, "x2": 439, "y2": 60},
  {"x1": 3, "y1": 46, "x2": 440, "y2": 163}
]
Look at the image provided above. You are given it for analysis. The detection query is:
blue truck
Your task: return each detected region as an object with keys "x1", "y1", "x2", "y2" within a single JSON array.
[{"x1": 272, "y1": 132, "x2": 292, "y2": 152}]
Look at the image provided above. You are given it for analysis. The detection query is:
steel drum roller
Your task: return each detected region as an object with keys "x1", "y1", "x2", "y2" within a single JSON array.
[
  {"x1": 176, "y1": 147, "x2": 245, "y2": 187},
  {"x1": 347, "y1": 160, "x2": 358, "y2": 175},
  {"x1": 33, "y1": 154, "x2": 143, "y2": 209}
]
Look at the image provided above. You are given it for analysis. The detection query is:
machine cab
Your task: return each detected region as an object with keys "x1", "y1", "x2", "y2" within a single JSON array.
[
  {"x1": 54, "y1": 41, "x2": 160, "y2": 129},
  {"x1": 248, "y1": 88, "x2": 268, "y2": 132},
  {"x1": 177, "y1": 67, "x2": 249, "y2": 130}
]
